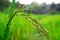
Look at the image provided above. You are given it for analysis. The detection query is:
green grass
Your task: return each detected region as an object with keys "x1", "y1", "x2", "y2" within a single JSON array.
[
  {"x1": 40, "y1": 15, "x2": 60, "y2": 40},
  {"x1": 0, "y1": 13, "x2": 8, "y2": 40},
  {"x1": 0, "y1": 13, "x2": 60, "y2": 40}
]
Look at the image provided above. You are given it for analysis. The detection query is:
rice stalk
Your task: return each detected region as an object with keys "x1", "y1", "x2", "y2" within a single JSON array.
[
  {"x1": 20, "y1": 13, "x2": 50, "y2": 40},
  {"x1": 3, "y1": 1, "x2": 50, "y2": 40}
]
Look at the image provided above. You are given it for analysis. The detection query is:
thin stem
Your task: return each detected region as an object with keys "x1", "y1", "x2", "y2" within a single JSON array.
[{"x1": 3, "y1": 12, "x2": 20, "y2": 40}]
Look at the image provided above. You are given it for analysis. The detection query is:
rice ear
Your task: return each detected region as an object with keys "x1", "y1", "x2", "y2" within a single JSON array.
[{"x1": 27, "y1": 17, "x2": 50, "y2": 40}]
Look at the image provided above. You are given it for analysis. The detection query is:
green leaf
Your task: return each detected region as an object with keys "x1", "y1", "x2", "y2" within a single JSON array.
[
  {"x1": 9, "y1": 0, "x2": 15, "y2": 18},
  {"x1": 3, "y1": 0, "x2": 15, "y2": 40}
]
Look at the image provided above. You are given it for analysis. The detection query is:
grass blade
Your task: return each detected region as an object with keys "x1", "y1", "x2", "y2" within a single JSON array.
[{"x1": 3, "y1": 0, "x2": 15, "y2": 40}]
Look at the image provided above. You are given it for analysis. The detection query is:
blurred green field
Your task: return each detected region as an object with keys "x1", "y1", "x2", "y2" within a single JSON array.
[{"x1": 0, "y1": 12, "x2": 60, "y2": 40}]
